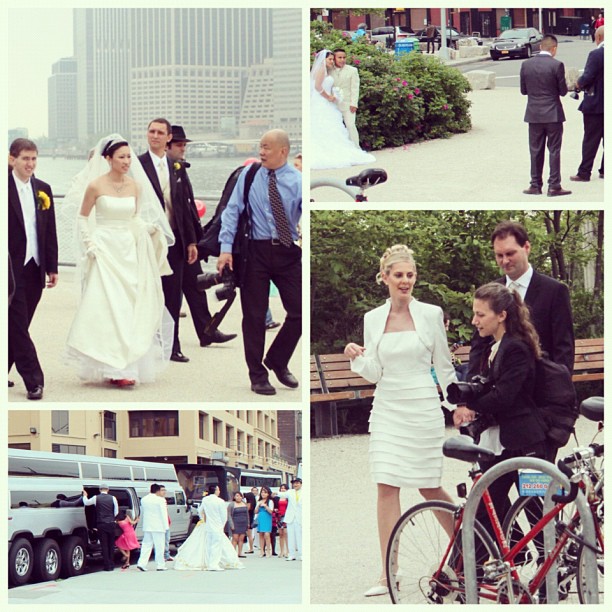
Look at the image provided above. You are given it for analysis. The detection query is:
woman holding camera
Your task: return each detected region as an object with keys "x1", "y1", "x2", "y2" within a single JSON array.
[
  {"x1": 453, "y1": 282, "x2": 547, "y2": 525},
  {"x1": 344, "y1": 245, "x2": 458, "y2": 597}
]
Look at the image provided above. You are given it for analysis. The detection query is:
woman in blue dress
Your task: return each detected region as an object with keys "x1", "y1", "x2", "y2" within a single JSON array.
[{"x1": 255, "y1": 486, "x2": 274, "y2": 557}]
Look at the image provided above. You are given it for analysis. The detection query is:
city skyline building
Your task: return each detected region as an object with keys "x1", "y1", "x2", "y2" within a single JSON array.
[{"x1": 48, "y1": 57, "x2": 79, "y2": 145}]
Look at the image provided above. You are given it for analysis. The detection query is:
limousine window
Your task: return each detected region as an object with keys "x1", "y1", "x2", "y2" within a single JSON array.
[
  {"x1": 145, "y1": 467, "x2": 177, "y2": 482},
  {"x1": 132, "y1": 466, "x2": 146, "y2": 481},
  {"x1": 101, "y1": 464, "x2": 131, "y2": 480},
  {"x1": 11, "y1": 489, "x2": 83, "y2": 509},
  {"x1": 9, "y1": 457, "x2": 80, "y2": 478},
  {"x1": 81, "y1": 463, "x2": 99, "y2": 479}
]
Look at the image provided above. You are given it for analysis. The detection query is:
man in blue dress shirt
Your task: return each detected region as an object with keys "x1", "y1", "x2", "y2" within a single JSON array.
[{"x1": 218, "y1": 129, "x2": 302, "y2": 395}]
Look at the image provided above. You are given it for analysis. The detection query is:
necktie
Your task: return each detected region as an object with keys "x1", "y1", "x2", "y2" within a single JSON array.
[{"x1": 268, "y1": 169, "x2": 293, "y2": 247}]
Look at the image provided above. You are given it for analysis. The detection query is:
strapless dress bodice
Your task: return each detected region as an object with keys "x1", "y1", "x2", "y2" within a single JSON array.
[
  {"x1": 322, "y1": 75, "x2": 334, "y2": 94},
  {"x1": 95, "y1": 195, "x2": 137, "y2": 222}
]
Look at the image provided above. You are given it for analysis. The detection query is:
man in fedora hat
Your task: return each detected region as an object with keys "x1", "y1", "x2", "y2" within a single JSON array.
[{"x1": 166, "y1": 125, "x2": 237, "y2": 350}]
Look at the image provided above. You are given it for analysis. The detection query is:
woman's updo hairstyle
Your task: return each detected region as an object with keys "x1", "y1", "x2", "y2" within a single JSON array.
[
  {"x1": 101, "y1": 139, "x2": 129, "y2": 158},
  {"x1": 376, "y1": 244, "x2": 416, "y2": 284}
]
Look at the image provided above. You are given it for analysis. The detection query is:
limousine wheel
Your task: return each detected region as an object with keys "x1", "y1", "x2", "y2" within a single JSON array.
[
  {"x1": 61, "y1": 536, "x2": 86, "y2": 578},
  {"x1": 33, "y1": 538, "x2": 62, "y2": 582},
  {"x1": 9, "y1": 538, "x2": 34, "y2": 586}
]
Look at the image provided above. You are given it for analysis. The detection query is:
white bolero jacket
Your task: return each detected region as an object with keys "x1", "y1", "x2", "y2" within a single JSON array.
[{"x1": 350, "y1": 298, "x2": 458, "y2": 409}]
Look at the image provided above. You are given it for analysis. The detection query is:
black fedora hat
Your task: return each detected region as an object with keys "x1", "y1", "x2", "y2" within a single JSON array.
[{"x1": 170, "y1": 125, "x2": 192, "y2": 143}]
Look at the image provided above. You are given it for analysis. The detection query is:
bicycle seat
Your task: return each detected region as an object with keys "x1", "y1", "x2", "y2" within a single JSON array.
[
  {"x1": 580, "y1": 396, "x2": 604, "y2": 422},
  {"x1": 345, "y1": 168, "x2": 388, "y2": 188},
  {"x1": 443, "y1": 435, "x2": 496, "y2": 463}
]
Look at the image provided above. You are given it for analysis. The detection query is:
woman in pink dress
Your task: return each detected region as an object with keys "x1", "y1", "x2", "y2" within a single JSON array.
[{"x1": 115, "y1": 510, "x2": 140, "y2": 569}]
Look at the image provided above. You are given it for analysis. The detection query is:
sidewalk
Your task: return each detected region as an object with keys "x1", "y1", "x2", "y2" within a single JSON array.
[
  {"x1": 8, "y1": 266, "x2": 302, "y2": 404},
  {"x1": 310, "y1": 86, "x2": 604, "y2": 203},
  {"x1": 311, "y1": 415, "x2": 600, "y2": 604}
]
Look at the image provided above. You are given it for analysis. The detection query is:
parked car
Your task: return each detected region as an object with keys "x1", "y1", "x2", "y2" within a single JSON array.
[
  {"x1": 489, "y1": 27, "x2": 543, "y2": 60},
  {"x1": 414, "y1": 27, "x2": 482, "y2": 49},
  {"x1": 370, "y1": 25, "x2": 415, "y2": 48}
]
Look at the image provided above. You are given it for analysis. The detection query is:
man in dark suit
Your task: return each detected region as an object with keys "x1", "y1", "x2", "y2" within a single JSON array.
[
  {"x1": 570, "y1": 26, "x2": 604, "y2": 182},
  {"x1": 520, "y1": 34, "x2": 571, "y2": 197},
  {"x1": 8, "y1": 138, "x2": 58, "y2": 400},
  {"x1": 139, "y1": 118, "x2": 198, "y2": 363},
  {"x1": 165, "y1": 125, "x2": 236, "y2": 349}
]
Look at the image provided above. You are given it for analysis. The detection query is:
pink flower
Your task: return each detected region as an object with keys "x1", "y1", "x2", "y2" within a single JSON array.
[
  {"x1": 443, "y1": 104, "x2": 449, "y2": 110},
  {"x1": 354, "y1": 59, "x2": 361, "y2": 65},
  {"x1": 402, "y1": 80, "x2": 408, "y2": 86},
  {"x1": 396, "y1": 77, "x2": 401, "y2": 82},
  {"x1": 408, "y1": 94, "x2": 414, "y2": 100},
  {"x1": 393, "y1": 87, "x2": 399, "y2": 91},
  {"x1": 414, "y1": 87, "x2": 421, "y2": 95}
]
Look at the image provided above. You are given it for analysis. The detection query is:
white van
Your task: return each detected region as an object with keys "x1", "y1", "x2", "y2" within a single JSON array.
[{"x1": 8, "y1": 449, "x2": 190, "y2": 586}]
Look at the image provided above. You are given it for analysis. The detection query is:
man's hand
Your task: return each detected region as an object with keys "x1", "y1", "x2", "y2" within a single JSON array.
[
  {"x1": 186, "y1": 244, "x2": 198, "y2": 265},
  {"x1": 46, "y1": 273, "x2": 59, "y2": 288},
  {"x1": 350, "y1": 105, "x2": 357, "y2": 113},
  {"x1": 217, "y1": 252, "x2": 233, "y2": 273},
  {"x1": 453, "y1": 406, "x2": 476, "y2": 429}
]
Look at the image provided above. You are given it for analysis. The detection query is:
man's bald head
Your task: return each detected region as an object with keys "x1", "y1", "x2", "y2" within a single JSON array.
[
  {"x1": 259, "y1": 129, "x2": 291, "y2": 169},
  {"x1": 595, "y1": 26, "x2": 604, "y2": 45}
]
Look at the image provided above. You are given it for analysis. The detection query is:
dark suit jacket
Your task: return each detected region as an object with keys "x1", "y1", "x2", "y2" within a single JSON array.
[
  {"x1": 469, "y1": 335, "x2": 547, "y2": 450},
  {"x1": 174, "y1": 161, "x2": 203, "y2": 242},
  {"x1": 468, "y1": 270, "x2": 575, "y2": 377},
  {"x1": 578, "y1": 45, "x2": 604, "y2": 115},
  {"x1": 138, "y1": 152, "x2": 197, "y2": 249},
  {"x1": 520, "y1": 53, "x2": 568, "y2": 123},
  {"x1": 8, "y1": 172, "x2": 58, "y2": 287}
]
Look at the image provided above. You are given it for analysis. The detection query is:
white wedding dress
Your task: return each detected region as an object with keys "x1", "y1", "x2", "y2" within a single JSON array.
[
  {"x1": 66, "y1": 195, "x2": 172, "y2": 382},
  {"x1": 311, "y1": 75, "x2": 376, "y2": 170}
]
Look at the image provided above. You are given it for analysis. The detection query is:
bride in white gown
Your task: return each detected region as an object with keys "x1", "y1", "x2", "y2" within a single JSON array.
[
  {"x1": 311, "y1": 48, "x2": 375, "y2": 170},
  {"x1": 175, "y1": 485, "x2": 244, "y2": 571},
  {"x1": 64, "y1": 135, "x2": 174, "y2": 386}
]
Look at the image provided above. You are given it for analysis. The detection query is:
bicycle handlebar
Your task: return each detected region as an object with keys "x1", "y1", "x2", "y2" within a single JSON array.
[{"x1": 551, "y1": 457, "x2": 580, "y2": 503}]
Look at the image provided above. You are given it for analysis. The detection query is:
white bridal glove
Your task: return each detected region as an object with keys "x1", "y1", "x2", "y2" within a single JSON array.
[{"x1": 77, "y1": 215, "x2": 97, "y2": 258}]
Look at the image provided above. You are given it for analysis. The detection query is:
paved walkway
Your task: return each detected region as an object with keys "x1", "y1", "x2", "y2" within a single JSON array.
[
  {"x1": 311, "y1": 415, "x2": 601, "y2": 604},
  {"x1": 8, "y1": 266, "x2": 303, "y2": 404},
  {"x1": 310, "y1": 59, "x2": 604, "y2": 203}
]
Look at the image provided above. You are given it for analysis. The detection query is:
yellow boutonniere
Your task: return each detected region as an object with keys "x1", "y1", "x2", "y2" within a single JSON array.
[
  {"x1": 173, "y1": 162, "x2": 181, "y2": 171},
  {"x1": 37, "y1": 191, "x2": 51, "y2": 210}
]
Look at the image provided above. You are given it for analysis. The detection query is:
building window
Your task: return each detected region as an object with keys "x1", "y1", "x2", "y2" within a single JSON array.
[
  {"x1": 199, "y1": 412, "x2": 209, "y2": 440},
  {"x1": 247, "y1": 434, "x2": 254, "y2": 456},
  {"x1": 129, "y1": 411, "x2": 179, "y2": 438},
  {"x1": 104, "y1": 448, "x2": 117, "y2": 458},
  {"x1": 212, "y1": 419, "x2": 222, "y2": 445},
  {"x1": 52, "y1": 443, "x2": 85, "y2": 455},
  {"x1": 225, "y1": 425, "x2": 234, "y2": 449},
  {"x1": 52, "y1": 411, "x2": 69, "y2": 435},
  {"x1": 104, "y1": 411, "x2": 116, "y2": 441},
  {"x1": 258, "y1": 439, "x2": 264, "y2": 458}
]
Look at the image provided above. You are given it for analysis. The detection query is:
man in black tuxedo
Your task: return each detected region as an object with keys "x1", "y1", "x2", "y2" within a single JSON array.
[
  {"x1": 139, "y1": 118, "x2": 198, "y2": 363},
  {"x1": 570, "y1": 26, "x2": 604, "y2": 182},
  {"x1": 8, "y1": 138, "x2": 58, "y2": 400},
  {"x1": 520, "y1": 34, "x2": 571, "y2": 197},
  {"x1": 165, "y1": 125, "x2": 236, "y2": 349}
]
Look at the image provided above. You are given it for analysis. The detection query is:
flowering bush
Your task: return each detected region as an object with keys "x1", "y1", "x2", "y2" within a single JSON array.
[{"x1": 310, "y1": 21, "x2": 472, "y2": 150}]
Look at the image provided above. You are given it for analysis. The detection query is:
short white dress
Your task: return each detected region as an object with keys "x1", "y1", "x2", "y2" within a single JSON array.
[{"x1": 368, "y1": 331, "x2": 446, "y2": 488}]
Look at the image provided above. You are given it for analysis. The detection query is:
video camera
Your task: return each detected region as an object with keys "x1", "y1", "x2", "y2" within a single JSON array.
[{"x1": 196, "y1": 264, "x2": 236, "y2": 301}]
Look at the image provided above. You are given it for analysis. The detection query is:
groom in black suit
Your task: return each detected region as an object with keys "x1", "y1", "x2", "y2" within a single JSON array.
[
  {"x1": 8, "y1": 138, "x2": 59, "y2": 400},
  {"x1": 139, "y1": 118, "x2": 198, "y2": 363},
  {"x1": 520, "y1": 34, "x2": 571, "y2": 197}
]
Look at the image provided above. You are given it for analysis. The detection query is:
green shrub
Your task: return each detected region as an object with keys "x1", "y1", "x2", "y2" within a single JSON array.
[{"x1": 310, "y1": 21, "x2": 472, "y2": 150}]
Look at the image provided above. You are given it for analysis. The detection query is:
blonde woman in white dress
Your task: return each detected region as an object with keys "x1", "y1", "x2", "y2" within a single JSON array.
[{"x1": 344, "y1": 245, "x2": 459, "y2": 597}]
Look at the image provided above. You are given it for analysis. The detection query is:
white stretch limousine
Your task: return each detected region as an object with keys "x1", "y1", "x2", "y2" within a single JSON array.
[{"x1": 8, "y1": 449, "x2": 190, "y2": 586}]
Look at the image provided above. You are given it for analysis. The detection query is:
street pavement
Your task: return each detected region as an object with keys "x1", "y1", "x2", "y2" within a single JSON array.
[
  {"x1": 311, "y1": 414, "x2": 602, "y2": 604},
  {"x1": 8, "y1": 547, "x2": 302, "y2": 604},
  {"x1": 8, "y1": 266, "x2": 303, "y2": 404},
  {"x1": 310, "y1": 51, "x2": 604, "y2": 203}
]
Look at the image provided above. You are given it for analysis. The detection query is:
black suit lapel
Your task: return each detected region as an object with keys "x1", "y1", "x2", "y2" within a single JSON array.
[
  {"x1": 140, "y1": 152, "x2": 165, "y2": 206},
  {"x1": 8, "y1": 174, "x2": 26, "y2": 230},
  {"x1": 523, "y1": 270, "x2": 542, "y2": 307}
]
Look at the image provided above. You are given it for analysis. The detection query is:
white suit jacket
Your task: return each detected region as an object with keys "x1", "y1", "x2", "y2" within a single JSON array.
[
  {"x1": 351, "y1": 298, "x2": 458, "y2": 408},
  {"x1": 140, "y1": 493, "x2": 169, "y2": 532},
  {"x1": 331, "y1": 64, "x2": 360, "y2": 111},
  {"x1": 278, "y1": 488, "x2": 303, "y2": 525}
]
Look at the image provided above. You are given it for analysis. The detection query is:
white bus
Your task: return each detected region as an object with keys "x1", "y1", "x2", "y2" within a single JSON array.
[
  {"x1": 236, "y1": 468, "x2": 284, "y2": 495},
  {"x1": 8, "y1": 449, "x2": 190, "y2": 586}
]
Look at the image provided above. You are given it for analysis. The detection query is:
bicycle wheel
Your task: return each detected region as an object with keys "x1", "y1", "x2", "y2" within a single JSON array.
[
  {"x1": 576, "y1": 503, "x2": 604, "y2": 604},
  {"x1": 386, "y1": 500, "x2": 500, "y2": 604}
]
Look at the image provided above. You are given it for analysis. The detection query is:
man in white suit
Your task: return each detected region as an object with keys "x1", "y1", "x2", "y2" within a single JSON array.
[
  {"x1": 278, "y1": 477, "x2": 303, "y2": 561},
  {"x1": 137, "y1": 483, "x2": 169, "y2": 571},
  {"x1": 331, "y1": 49, "x2": 361, "y2": 147}
]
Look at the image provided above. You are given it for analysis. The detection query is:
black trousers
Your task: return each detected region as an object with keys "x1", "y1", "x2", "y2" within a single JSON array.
[
  {"x1": 162, "y1": 238, "x2": 186, "y2": 354},
  {"x1": 240, "y1": 240, "x2": 302, "y2": 384},
  {"x1": 8, "y1": 260, "x2": 44, "y2": 390},
  {"x1": 97, "y1": 522, "x2": 116, "y2": 570},
  {"x1": 577, "y1": 112, "x2": 604, "y2": 178},
  {"x1": 181, "y1": 258, "x2": 213, "y2": 342},
  {"x1": 528, "y1": 122, "x2": 563, "y2": 189},
  {"x1": 427, "y1": 36, "x2": 437, "y2": 53}
]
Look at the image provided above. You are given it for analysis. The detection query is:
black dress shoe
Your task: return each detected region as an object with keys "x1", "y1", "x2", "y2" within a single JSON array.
[
  {"x1": 251, "y1": 381, "x2": 276, "y2": 395},
  {"x1": 522, "y1": 186, "x2": 542, "y2": 195},
  {"x1": 200, "y1": 329, "x2": 237, "y2": 346},
  {"x1": 547, "y1": 187, "x2": 572, "y2": 197},
  {"x1": 8, "y1": 380, "x2": 14, "y2": 388},
  {"x1": 263, "y1": 357, "x2": 299, "y2": 389},
  {"x1": 570, "y1": 174, "x2": 590, "y2": 182},
  {"x1": 170, "y1": 351, "x2": 190, "y2": 363},
  {"x1": 600, "y1": 172, "x2": 604, "y2": 179},
  {"x1": 27, "y1": 385, "x2": 43, "y2": 400}
]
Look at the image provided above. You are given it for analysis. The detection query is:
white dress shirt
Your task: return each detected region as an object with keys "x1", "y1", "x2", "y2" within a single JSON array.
[
  {"x1": 13, "y1": 171, "x2": 40, "y2": 266},
  {"x1": 505, "y1": 265, "x2": 534, "y2": 301}
]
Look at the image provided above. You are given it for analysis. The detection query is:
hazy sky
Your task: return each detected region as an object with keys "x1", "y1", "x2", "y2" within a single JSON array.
[{"x1": 8, "y1": 8, "x2": 74, "y2": 138}]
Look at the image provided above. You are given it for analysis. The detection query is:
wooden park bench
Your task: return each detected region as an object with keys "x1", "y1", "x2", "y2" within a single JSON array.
[{"x1": 311, "y1": 338, "x2": 603, "y2": 437}]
